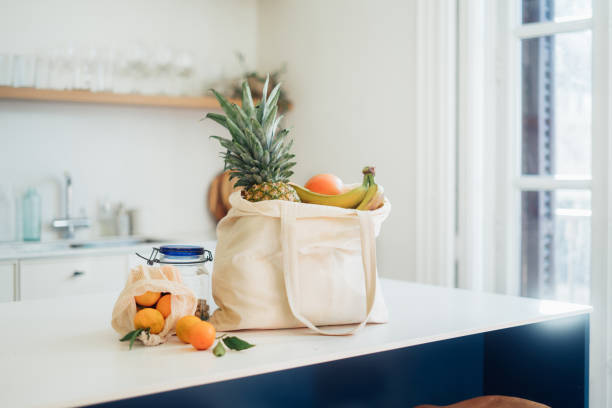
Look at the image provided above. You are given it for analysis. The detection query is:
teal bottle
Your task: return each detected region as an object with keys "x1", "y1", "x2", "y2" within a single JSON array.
[{"x1": 22, "y1": 188, "x2": 41, "y2": 241}]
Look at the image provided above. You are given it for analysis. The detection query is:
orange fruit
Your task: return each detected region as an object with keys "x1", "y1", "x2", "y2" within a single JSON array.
[
  {"x1": 190, "y1": 321, "x2": 216, "y2": 350},
  {"x1": 134, "y1": 291, "x2": 161, "y2": 307},
  {"x1": 176, "y1": 315, "x2": 202, "y2": 343},
  {"x1": 156, "y1": 294, "x2": 172, "y2": 318},
  {"x1": 305, "y1": 174, "x2": 344, "y2": 195},
  {"x1": 133, "y1": 308, "x2": 165, "y2": 334}
]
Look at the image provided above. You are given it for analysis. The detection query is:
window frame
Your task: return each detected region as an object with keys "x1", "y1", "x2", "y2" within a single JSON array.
[
  {"x1": 456, "y1": 0, "x2": 610, "y2": 405},
  {"x1": 506, "y1": 2, "x2": 594, "y2": 298}
]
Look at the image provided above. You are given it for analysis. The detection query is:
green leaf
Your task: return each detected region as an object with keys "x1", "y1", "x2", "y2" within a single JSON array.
[
  {"x1": 222, "y1": 336, "x2": 255, "y2": 351},
  {"x1": 234, "y1": 179, "x2": 251, "y2": 188},
  {"x1": 241, "y1": 80, "x2": 255, "y2": 119},
  {"x1": 262, "y1": 105, "x2": 278, "y2": 142},
  {"x1": 119, "y1": 329, "x2": 141, "y2": 342},
  {"x1": 210, "y1": 136, "x2": 250, "y2": 158},
  {"x1": 225, "y1": 117, "x2": 246, "y2": 144},
  {"x1": 280, "y1": 170, "x2": 294, "y2": 179},
  {"x1": 279, "y1": 161, "x2": 296, "y2": 172},
  {"x1": 120, "y1": 328, "x2": 146, "y2": 350},
  {"x1": 256, "y1": 75, "x2": 270, "y2": 123},
  {"x1": 129, "y1": 334, "x2": 138, "y2": 350},
  {"x1": 269, "y1": 130, "x2": 288, "y2": 156},
  {"x1": 235, "y1": 105, "x2": 252, "y2": 131},
  {"x1": 213, "y1": 341, "x2": 226, "y2": 357},
  {"x1": 276, "y1": 128, "x2": 290, "y2": 140},
  {"x1": 205, "y1": 113, "x2": 228, "y2": 128},
  {"x1": 278, "y1": 139, "x2": 294, "y2": 157},
  {"x1": 264, "y1": 83, "x2": 281, "y2": 121},
  {"x1": 210, "y1": 89, "x2": 243, "y2": 127},
  {"x1": 239, "y1": 152, "x2": 259, "y2": 167},
  {"x1": 267, "y1": 114, "x2": 284, "y2": 147},
  {"x1": 225, "y1": 158, "x2": 245, "y2": 171},
  {"x1": 245, "y1": 128, "x2": 264, "y2": 160},
  {"x1": 232, "y1": 104, "x2": 250, "y2": 131},
  {"x1": 250, "y1": 118, "x2": 266, "y2": 146}
]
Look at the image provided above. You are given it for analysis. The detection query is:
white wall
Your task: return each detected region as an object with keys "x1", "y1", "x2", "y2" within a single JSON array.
[
  {"x1": 257, "y1": 0, "x2": 417, "y2": 279},
  {"x1": 0, "y1": 0, "x2": 257, "y2": 75},
  {"x1": 0, "y1": 0, "x2": 258, "y2": 240},
  {"x1": 1, "y1": 101, "x2": 226, "y2": 239},
  {"x1": 1, "y1": 0, "x2": 419, "y2": 281}
]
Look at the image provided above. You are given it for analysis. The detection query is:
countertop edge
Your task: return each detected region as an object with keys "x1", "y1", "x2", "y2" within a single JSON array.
[{"x1": 58, "y1": 306, "x2": 591, "y2": 408}]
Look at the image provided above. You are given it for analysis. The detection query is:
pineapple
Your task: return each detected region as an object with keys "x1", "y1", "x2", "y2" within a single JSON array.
[{"x1": 206, "y1": 76, "x2": 300, "y2": 202}]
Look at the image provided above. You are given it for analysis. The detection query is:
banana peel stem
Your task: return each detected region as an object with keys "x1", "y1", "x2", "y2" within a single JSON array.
[{"x1": 362, "y1": 166, "x2": 376, "y2": 176}]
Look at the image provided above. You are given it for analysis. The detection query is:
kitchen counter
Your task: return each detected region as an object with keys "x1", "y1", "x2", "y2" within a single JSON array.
[
  {"x1": 0, "y1": 237, "x2": 216, "y2": 261},
  {"x1": 0, "y1": 237, "x2": 217, "y2": 304},
  {"x1": 0, "y1": 279, "x2": 591, "y2": 408}
]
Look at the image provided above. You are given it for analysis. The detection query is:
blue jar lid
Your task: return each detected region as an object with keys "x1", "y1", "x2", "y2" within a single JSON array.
[{"x1": 159, "y1": 245, "x2": 204, "y2": 257}]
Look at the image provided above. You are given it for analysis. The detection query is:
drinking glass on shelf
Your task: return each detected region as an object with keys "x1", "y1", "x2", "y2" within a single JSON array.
[
  {"x1": 112, "y1": 50, "x2": 131, "y2": 94},
  {"x1": 175, "y1": 50, "x2": 195, "y2": 96},
  {"x1": 75, "y1": 47, "x2": 98, "y2": 91},
  {"x1": 50, "y1": 46, "x2": 75, "y2": 90},
  {"x1": 35, "y1": 52, "x2": 50, "y2": 89},
  {"x1": 0, "y1": 54, "x2": 12, "y2": 86},
  {"x1": 48, "y1": 49, "x2": 62, "y2": 90},
  {"x1": 96, "y1": 48, "x2": 114, "y2": 92},
  {"x1": 64, "y1": 46, "x2": 76, "y2": 90},
  {"x1": 152, "y1": 46, "x2": 173, "y2": 95},
  {"x1": 12, "y1": 54, "x2": 36, "y2": 88},
  {"x1": 125, "y1": 44, "x2": 151, "y2": 94}
]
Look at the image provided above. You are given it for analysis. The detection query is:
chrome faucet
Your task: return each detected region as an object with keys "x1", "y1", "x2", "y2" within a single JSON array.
[{"x1": 52, "y1": 173, "x2": 90, "y2": 239}]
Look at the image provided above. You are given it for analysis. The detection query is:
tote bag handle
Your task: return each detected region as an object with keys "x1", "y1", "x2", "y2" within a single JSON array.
[{"x1": 280, "y1": 204, "x2": 378, "y2": 336}]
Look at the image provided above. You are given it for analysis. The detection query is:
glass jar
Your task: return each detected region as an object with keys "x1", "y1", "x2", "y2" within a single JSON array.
[{"x1": 138, "y1": 245, "x2": 213, "y2": 320}]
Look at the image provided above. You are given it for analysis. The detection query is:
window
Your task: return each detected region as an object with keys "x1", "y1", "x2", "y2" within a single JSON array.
[
  {"x1": 514, "y1": 0, "x2": 592, "y2": 303},
  {"x1": 459, "y1": 0, "x2": 610, "y2": 404}
]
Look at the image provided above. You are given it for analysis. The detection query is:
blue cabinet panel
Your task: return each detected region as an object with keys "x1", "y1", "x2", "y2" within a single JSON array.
[{"x1": 92, "y1": 315, "x2": 588, "y2": 408}]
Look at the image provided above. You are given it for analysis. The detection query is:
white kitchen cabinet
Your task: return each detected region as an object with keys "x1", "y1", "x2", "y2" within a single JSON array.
[
  {"x1": 0, "y1": 261, "x2": 15, "y2": 302},
  {"x1": 19, "y1": 255, "x2": 128, "y2": 300}
]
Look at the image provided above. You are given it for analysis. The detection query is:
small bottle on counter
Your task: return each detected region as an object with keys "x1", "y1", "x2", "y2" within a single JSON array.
[
  {"x1": 115, "y1": 203, "x2": 130, "y2": 236},
  {"x1": 22, "y1": 188, "x2": 41, "y2": 241},
  {"x1": 0, "y1": 185, "x2": 16, "y2": 242}
]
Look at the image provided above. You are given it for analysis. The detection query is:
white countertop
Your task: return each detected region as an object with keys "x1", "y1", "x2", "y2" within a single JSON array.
[
  {"x1": 0, "y1": 236, "x2": 216, "y2": 261},
  {"x1": 0, "y1": 279, "x2": 591, "y2": 408}
]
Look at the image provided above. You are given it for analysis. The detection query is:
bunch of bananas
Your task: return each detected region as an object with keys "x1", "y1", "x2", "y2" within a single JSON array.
[{"x1": 290, "y1": 167, "x2": 385, "y2": 210}]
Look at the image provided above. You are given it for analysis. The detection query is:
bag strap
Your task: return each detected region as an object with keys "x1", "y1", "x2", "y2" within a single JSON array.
[{"x1": 280, "y1": 204, "x2": 378, "y2": 336}]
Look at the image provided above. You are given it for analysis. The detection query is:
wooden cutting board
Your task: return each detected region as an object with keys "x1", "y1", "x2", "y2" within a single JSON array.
[{"x1": 207, "y1": 171, "x2": 241, "y2": 222}]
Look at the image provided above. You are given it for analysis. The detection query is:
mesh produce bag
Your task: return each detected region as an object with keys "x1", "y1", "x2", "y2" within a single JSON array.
[{"x1": 111, "y1": 264, "x2": 197, "y2": 346}]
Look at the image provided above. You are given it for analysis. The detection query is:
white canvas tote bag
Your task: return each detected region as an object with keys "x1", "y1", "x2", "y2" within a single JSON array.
[{"x1": 210, "y1": 191, "x2": 391, "y2": 335}]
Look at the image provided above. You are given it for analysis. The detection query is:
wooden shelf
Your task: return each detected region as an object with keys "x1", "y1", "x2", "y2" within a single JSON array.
[{"x1": 0, "y1": 86, "x2": 240, "y2": 109}]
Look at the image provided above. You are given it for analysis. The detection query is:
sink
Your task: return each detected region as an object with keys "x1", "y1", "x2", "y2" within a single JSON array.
[{"x1": 68, "y1": 237, "x2": 163, "y2": 249}]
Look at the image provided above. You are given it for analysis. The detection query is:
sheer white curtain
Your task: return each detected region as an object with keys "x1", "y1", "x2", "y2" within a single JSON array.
[
  {"x1": 590, "y1": 0, "x2": 611, "y2": 405},
  {"x1": 414, "y1": 0, "x2": 457, "y2": 287}
]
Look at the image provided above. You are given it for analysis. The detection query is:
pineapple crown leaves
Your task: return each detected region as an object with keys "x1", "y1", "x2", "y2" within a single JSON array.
[{"x1": 205, "y1": 75, "x2": 296, "y2": 190}]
